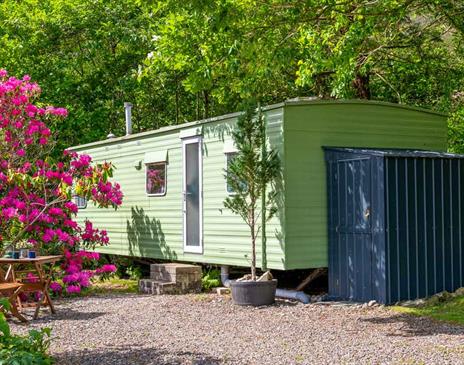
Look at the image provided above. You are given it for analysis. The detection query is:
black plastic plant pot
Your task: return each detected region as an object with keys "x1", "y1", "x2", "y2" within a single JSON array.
[{"x1": 230, "y1": 279, "x2": 277, "y2": 306}]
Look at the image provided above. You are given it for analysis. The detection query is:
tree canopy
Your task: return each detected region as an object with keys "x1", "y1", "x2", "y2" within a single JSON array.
[{"x1": 1, "y1": 0, "x2": 464, "y2": 150}]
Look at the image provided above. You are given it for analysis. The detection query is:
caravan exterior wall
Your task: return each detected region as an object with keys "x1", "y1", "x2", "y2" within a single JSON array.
[
  {"x1": 73, "y1": 109, "x2": 286, "y2": 269},
  {"x1": 72, "y1": 100, "x2": 447, "y2": 270}
]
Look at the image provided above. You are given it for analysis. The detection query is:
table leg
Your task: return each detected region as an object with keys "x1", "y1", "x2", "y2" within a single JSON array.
[
  {"x1": 43, "y1": 264, "x2": 56, "y2": 314},
  {"x1": 43, "y1": 280, "x2": 55, "y2": 314},
  {"x1": 8, "y1": 265, "x2": 24, "y2": 311},
  {"x1": 10, "y1": 287, "x2": 27, "y2": 323},
  {"x1": 0, "y1": 266, "x2": 6, "y2": 282},
  {"x1": 5, "y1": 265, "x2": 13, "y2": 281},
  {"x1": 32, "y1": 262, "x2": 57, "y2": 319},
  {"x1": 33, "y1": 263, "x2": 44, "y2": 320}
]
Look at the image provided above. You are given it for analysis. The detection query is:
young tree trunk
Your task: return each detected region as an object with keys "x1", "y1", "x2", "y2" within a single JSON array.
[
  {"x1": 251, "y1": 203, "x2": 257, "y2": 281},
  {"x1": 251, "y1": 234, "x2": 257, "y2": 281},
  {"x1": 260, "y1": 104, "x2": 267, "y2": 271}
]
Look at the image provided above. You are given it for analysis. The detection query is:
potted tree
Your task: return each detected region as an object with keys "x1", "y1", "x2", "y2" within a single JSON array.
[{"x1": 224, "y1": 102, "x2": 280, "y2": 306}]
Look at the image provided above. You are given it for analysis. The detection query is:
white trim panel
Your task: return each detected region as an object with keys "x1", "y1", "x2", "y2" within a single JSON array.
[
  {"x1": 179, "y1": 126, "x2": 202, "y2": 139},
  {"x1": 144, "y1": 150, "x2": 168, "y2": 164},
  {"x1": 223, "y1": 139, "x2": 238, "y2": 153}
]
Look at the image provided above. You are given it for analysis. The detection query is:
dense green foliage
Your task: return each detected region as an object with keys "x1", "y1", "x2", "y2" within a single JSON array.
[
  {"x1": 1, "y1": 0, "x2": 464, "y2": 150},
  {"x1": 201, "y1": 269, "x2": 221, "y2": 291},
  {"x1": 0, "y1": 300, "x2": 53, "y2": 364},
  {"x1": 0, "y1": 0, "x2": 153, "y2": 152}
]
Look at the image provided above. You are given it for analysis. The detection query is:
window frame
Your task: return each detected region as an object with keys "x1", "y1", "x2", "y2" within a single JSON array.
[
  {"x1": 225, "y1": 152, "x2": 239, "y2": 195},
  {"x1": 74, "y1": 195, "x2": 87, "y2": 209},
  {"x1": 145, "y1": 161, "x2": 167, "y2": 197}
]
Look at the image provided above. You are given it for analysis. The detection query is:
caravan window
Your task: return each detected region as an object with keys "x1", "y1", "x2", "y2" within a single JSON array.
[
  {"x1": 225, "y1": 153, "x2": 237, "y2": 194},
  {"x1": 74, "y1": 196, "x2": 87, "y2": 209},
  {"x1": 225, "y1": 152, "x2": 248, "y2": 194},
  {"x1": 146, "y1": 162, "x2": 167, "y2": 196}
]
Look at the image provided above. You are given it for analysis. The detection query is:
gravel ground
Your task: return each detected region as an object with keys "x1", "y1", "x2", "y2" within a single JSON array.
[{"x1": 10, "y1": 293, "x2": 464, "y2": 365}]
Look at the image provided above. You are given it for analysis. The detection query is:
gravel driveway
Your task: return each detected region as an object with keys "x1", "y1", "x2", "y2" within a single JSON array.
[{"x1": 10, "y1": 293, "x2": 464, "y2": 365}]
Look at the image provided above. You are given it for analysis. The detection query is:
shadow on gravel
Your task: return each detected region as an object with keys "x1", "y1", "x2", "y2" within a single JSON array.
[
  {"x1": 59, "y1": 293, "x2": 147, "y2": 301},
  {"x1": 55, "y1": 345, "x2": 225, "y2": 365},
  {"x1": 32, "y1": 308, "x2": 106, "y2": 322},
  {"x1": 361, "y1": 313, "x2": 464, "y2": 337}
]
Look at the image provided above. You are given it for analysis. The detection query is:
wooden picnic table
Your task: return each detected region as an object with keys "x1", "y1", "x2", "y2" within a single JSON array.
[{"x1": 0, "y1": 255, "x2": 62, "y2": 320}]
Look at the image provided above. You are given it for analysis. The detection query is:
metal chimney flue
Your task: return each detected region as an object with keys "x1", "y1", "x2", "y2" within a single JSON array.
[{"x1": 124, "y1": 102, "x2": 133, "y2": 135}]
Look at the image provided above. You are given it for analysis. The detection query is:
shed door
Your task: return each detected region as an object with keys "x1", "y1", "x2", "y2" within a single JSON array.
[{"x1": 329, "y1": 157, "x2": 373, "y2": 302}]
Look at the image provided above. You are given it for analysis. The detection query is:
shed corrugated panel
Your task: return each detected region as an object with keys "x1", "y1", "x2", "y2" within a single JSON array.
[
  {"x1": 284, "y1": 103, "x2": 447, "y2": 269},
  {"x1": 385, "y1": 157, "x2": 464, "y2": 303},
  {"x1": 76, "y1": 108, "x2": 286, "y2": 269},
  {"x1": 326, "y1": 147, "x2": 464, "y2": 304}
]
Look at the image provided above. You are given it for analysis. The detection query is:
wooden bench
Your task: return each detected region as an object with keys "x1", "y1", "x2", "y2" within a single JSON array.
[{"x1": 0, "y1": 282, "x2": 27, "y2": 322}]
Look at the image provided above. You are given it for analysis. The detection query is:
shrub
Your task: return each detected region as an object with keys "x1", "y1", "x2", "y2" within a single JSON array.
[
  {"x1": 0, "y1": 300, "x2": 53, "y2": 364},
  {"x1": 0, "y1": 70, "x2": 123, "y2": 293},
  {"x1": 125, "y1": 265, "x2": 142, "y2": 281},
  {"x1": 202, "y1": 269, "x2": 221, "y2": 291}
]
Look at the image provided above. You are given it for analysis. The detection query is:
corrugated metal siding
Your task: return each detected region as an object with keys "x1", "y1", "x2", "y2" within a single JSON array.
[
  {"x1": 326, "y1": 148, "x2": 464, "y2": 304},
  {"x1": 75, "y1": 109, "x2": 286, "y2": 269},
  {"x1": 385, "y1": 156, "x2": 464, "y2": 303},
  {"x1": 284, "y1": 103, "x2": 447, "y2": 269}
]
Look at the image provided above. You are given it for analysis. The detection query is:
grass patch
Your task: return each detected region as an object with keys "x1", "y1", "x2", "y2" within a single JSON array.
[
  {"x1": 392, "y1": 295, "x2": 464, "y2": 325},
  {"x1": 86, "y1": 277, "x2": 139, "y2": 295},
  {"x1": 191, "y1": 293, "x2": 215, "y2": 302}
]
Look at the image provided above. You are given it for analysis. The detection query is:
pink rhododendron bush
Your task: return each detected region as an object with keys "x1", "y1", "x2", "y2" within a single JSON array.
[{"x1": 0, "y1": 69, "x2": 123, "y2": 294}]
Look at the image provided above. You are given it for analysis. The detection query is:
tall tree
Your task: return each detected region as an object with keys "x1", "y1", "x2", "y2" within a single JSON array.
[
  {"x1": 0, "y1": 0, "x2": 154, "y2": 151},
  {"x1": 2, "y1": 0, "x2": 464, "y2": 150}
]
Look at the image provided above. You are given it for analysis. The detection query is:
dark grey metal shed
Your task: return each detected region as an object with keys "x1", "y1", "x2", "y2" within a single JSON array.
[{"x1": 324, "y1": 147, "x2": 464, "y2": 304}]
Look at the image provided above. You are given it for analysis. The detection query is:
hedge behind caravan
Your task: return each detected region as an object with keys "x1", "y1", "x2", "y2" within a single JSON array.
[{"x1": 72, "y1": 100, "x2": 446, "y2": 270}]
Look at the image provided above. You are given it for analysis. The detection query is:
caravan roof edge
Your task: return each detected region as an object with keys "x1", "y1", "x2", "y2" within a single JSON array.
[{"x1": 69, "y1": 99, "x2": 447, "y2": 151}]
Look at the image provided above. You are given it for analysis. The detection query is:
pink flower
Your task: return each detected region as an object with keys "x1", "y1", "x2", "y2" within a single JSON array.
[
  {"x1": 25, "y1": 273, "x2": 39, "y2": 283},
  {"x1": 63, "y1": 219, "x2": 78, "y2": 229},
  {"x1": 64, "y1": 201, "x2": 78, "y2": 213},
  {"x1": 66, "y1": 285, "x2": 81, "y2": 294},
  {"x1": 49, "y1": 207, "x2": 63, "y2": 216},
  {"x1": 25, "y1": 104, "x2": 37, "y2": 116},
  {"x1": 41, "y1": 128, "x2": 51, "y2": 137},
  {"x1": 2, "y1": 207, "x2": 16, "y2": 218},
  {"x1": 15, "y1": 200, "x2": 26, "y2": 210},
  {"x1": 65, "y1": 264, "x2": 80, "y2": 274},
  {"x1": 50, "y1": 282, "x2": 62, "y2": 292},
  {"x1": 96, "y1": 264, "x2": 117, "y2": 274},
  {"x1": 0, "y1": 70, "x2": 124, "y2": 295},
  {"x1": 63, "y1": 273, "x2": 79, "y2": 283},
  {"x1": 42, "y1": 233, "x2": 53, "y2": 243},
  {"x1": 76, "y1": 251, "x2": 100, "y2": 260},
  {"x1": 61, "y1": 174, "x2": 73, "y2": 185}
]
